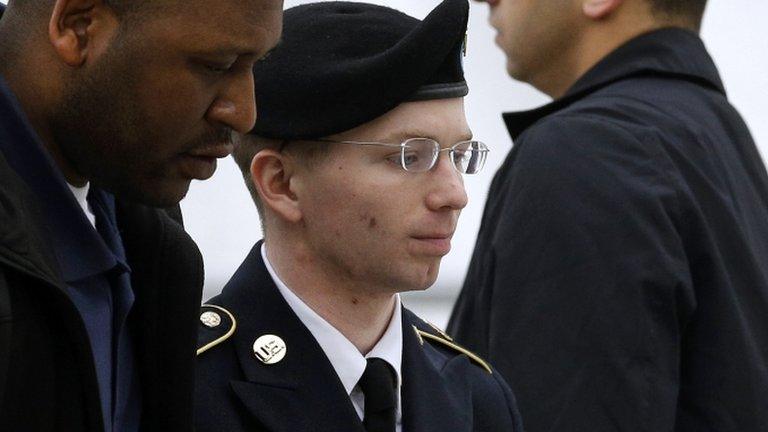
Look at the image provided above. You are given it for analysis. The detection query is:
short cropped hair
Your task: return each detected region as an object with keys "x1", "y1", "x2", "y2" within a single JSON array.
[
  {"x1": 648, "y1": 0, "x2": 708, "y2": 29},
  {"x1": 7, "y1": 0, "x2": 167, "y2": 21},
  {"x1": 232, "y1": 135, "x2": 332, "y2": 230}
]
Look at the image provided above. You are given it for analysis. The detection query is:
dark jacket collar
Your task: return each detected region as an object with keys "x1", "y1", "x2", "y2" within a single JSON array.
[
  {"x1": 0, "y1": 75, "x2": 120, "y2": 282},
  {"x1": 212, "y1": 241, "x2": 471, "y2": 432},
  {"x1": 503, "y1": 27, "x2": 725, "y2": 139}
]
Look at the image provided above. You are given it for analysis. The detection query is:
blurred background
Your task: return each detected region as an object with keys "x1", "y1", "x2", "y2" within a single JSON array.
[{"x1": 3, "y1": 0, "x2": 764, "y2": 326}]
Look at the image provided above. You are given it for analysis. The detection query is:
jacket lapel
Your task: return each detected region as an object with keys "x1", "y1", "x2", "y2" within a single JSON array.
[
  {"x1": 218, "y1": 243, "x2": 365, "y2": 432},
  {"x1": 118, "y1": 201, "x2": 204, "y2": 431},
  {"x1": 401, "y1": 311, "x2": 472, "y2": 432}
]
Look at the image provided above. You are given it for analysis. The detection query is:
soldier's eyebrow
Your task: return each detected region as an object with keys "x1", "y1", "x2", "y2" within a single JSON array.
[
  {"x1": 379, "y1": 129, "x2": 474, "y2": 144},
  {"x1": 380, "y1": 129, "x2": 441, "y2": 143}
]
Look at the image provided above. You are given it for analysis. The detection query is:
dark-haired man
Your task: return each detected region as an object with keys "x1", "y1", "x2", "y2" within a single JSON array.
[
  {"x1": 0, "y1": 0, "x2": 282, "y2": 431},
  {"x1": 448, "y1": 0, "x2": 768, "y2": 430},
  {"x1": 194, "y1": 1, "x2": 523, "y2": 431}
]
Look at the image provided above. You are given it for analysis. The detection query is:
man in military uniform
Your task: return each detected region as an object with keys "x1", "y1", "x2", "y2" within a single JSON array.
[
  {"x1": 0, "y1": 1, "x2": 282, "y2": 431},
  {"x1": 194, "y1": 1, "x2": 523, "y2": 431},
  {"x1": 448, "y1": 0, "x2": 768, "y2": 431}
]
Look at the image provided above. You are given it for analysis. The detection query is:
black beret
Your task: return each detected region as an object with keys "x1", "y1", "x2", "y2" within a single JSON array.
[{"x1": 251, "y1": 0, "x2": 470, "y2": 140}]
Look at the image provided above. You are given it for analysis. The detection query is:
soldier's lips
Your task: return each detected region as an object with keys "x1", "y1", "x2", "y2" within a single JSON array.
[{"x1": 410, "y1": 234, "x2": 453, "y2": 256}]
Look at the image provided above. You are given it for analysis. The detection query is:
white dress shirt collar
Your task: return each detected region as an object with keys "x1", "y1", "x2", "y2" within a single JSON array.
[
  {"x1": 261, "y1": 244, "x2": 403, "y2": 422},
  {"x1": 67, "y1": 182, "x2": 96, "y2": 228}
]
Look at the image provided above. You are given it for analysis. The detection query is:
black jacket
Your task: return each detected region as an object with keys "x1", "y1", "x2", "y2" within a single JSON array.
[
  {"x1": 449, "y1": 28, "x2": 768, "y2": 431},
  {"x1": 0, "y1": 156, "x2": 204, "y2": 432},
  {"x1": 194, "y1": 243, "x2": 524, "y2": 432}
]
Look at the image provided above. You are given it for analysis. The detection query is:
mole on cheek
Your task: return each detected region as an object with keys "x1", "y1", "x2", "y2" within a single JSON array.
[
  {"x1": 351, "y1": 298, "x2": 359, "y2": 305},
  {"x1": 368, "y1": 217, "x2": 377, "y2": 228}
]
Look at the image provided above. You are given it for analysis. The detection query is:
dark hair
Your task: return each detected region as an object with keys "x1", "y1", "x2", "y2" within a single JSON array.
[{"x1": 648, "y1": 0, "x2": 708, "y2": 29}]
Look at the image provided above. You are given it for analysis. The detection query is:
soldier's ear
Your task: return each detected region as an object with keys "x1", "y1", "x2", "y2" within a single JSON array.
[
  {"x1": 582, "y1": 0, "x2": 623, "y2": 20},
  {"x1": 49, "y1": 0, "x2": 119, "y2": 67},
  {"x1": 250, "y1": 150, "x2": 303, "y2": 224}
]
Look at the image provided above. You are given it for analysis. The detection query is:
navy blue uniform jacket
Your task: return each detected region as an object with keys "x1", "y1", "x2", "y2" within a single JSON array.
[
  {"x1": 448, "y1": 28, "x2": 768, "y2": 431},
  {"x1": 195, "y1": 243, "x2": 524, "y2": 432}
]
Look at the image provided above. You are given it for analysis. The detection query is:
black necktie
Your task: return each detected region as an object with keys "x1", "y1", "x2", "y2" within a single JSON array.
[{"x1": 358, "y1": 358, "x2": 397, "y2": 432}]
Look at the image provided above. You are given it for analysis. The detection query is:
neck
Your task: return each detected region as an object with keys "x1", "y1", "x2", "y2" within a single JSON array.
[
  {"x1": 266, "y1": 239, "x2": 397, "y2": 354},
  {"x1": 533, "y1": 13, "x2": 682, "y2": 98},
  {"x1": 0, "y1": 36, "x2": 87, "y2": 186}
]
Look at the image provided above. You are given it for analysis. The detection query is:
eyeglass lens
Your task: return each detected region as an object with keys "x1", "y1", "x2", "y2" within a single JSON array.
[
  {"x1": 452, "y1": 141, "x2": 488, "y2": 174},
  {"x1": 401, "y1": 138, "x2": 488, "y2": 174},
  {"x1": 401, "y1": 138, "x2": 439, "y2": 172}
]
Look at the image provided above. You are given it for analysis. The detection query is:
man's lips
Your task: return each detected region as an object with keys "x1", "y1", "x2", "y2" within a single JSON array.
[
  {"x1": 177, "y1": 143, "x2": 233, "y2": 181},
  {"x1": 186, "y1": 143, "x2": 235, "y2": 159}
]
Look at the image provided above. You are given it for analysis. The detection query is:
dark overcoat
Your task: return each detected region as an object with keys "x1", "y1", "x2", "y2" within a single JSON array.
[
  {"x1": 448, "y1": 28, "x2": 768, "y2": 431},
  {"x1": 0, "y1": 169, "x2": 204, "y2": 432},
  {"x1": 194, "y1": 243, "x2": 524, "y2": 432},
  {"x1": 0, "y1": 29, "x2": 204, "y2": 430}
]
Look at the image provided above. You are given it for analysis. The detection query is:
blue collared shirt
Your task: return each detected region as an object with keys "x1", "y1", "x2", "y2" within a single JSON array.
[{"x1": 0, "y1": 75, "x2": 141, "y2": 432}]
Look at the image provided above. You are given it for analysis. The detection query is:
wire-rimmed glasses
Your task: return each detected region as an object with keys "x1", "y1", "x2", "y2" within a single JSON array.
[{"x1": 315, "y1": 137, "x2": 490, "y2": 174}]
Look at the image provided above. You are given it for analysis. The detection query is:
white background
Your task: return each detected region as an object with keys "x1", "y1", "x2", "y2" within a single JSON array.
[{"x1": 3, "y1": 0, "x2": 766, "y2": 325}]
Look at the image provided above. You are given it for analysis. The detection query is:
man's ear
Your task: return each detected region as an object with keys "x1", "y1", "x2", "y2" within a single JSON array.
[
  {"x1": 250, "y1": 150, "x2": 303, "y2": 223},
  {"x1": 582, "y1": 0, "x2": 623, "y2": 20},
  {"x1": 49, "y1": 0, "x2": 119, "y2": 67}
]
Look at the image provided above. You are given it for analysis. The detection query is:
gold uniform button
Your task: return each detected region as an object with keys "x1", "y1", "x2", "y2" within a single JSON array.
[
  {"x1": 253, "y1": 334, "x2": 287, "y2": 365},
  {"x1": 200, "y1": 311, "x2": 222, "y2": 328}
]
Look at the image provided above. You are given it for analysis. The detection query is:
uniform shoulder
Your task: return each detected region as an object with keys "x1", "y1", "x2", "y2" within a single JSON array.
[
  {"x1": 407, "y1": 311, "x2": 492, "y2": 374},
  {"x1": 407, "y1": 311, "x2": 525, "y2": 430},
  {"x1": 197, "y1": 303, "x2": 237, "y2": 356}
]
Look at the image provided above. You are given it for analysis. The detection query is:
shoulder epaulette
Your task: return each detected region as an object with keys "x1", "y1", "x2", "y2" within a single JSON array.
[
  {"x1": 197, "y1": 304, "x2": 237, "y2": 356},
  {"x1": 412, "y1": 324, "x2": 493, "y2": 375}
]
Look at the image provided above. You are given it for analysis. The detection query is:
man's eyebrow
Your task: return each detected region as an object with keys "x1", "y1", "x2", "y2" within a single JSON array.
[
  {"x1": 188, "y1": 47, "x2": 252, "y2": 58},
  {"x1": 189, "y1": 39, "x2": 282, "y2": 59}
]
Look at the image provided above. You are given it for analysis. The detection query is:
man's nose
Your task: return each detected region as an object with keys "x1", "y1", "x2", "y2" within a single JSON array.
[
  {"x1": 426, "y1": 153, "x2": 469, "y2": 212},
  {"x1": 206, "y1": 72, "x2": 257, "y2": 134}
]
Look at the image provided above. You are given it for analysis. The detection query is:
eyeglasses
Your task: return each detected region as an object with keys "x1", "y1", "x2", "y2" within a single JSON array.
[{"x1": 314, "y1": 138, "x2": 490, "y2": 174}]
